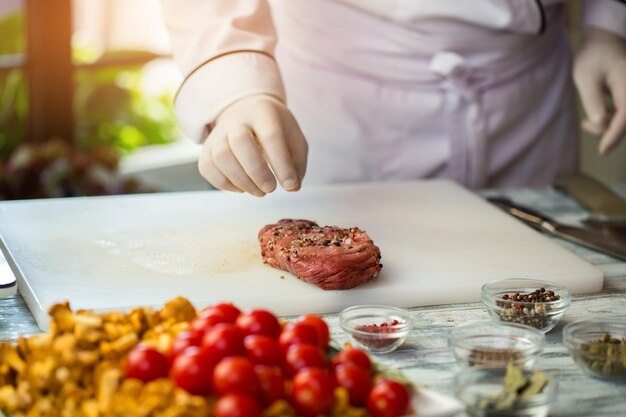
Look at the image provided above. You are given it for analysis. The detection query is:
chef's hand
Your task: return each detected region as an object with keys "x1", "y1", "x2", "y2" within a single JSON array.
[
  {"x1": 198, "y1": 94, "x2": 308, "y2": 196},
  {"x1": 574, "y1": 27, "x2": 626, "y2": 155}
]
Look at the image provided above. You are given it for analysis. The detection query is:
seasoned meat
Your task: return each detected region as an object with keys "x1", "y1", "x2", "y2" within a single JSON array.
[{"x1": 259, "y1": 219, "x2": 382, "y2": 290}]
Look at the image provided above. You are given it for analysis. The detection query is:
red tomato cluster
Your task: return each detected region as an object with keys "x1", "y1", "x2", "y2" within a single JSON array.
[{"x1": 123, "y1": 303, "x2": 411, "y2": 417}]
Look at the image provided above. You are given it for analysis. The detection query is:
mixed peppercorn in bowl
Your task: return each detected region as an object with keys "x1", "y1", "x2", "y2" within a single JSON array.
[{"x1": 481, "y1": 279, "x2": 571, "y2": 333}]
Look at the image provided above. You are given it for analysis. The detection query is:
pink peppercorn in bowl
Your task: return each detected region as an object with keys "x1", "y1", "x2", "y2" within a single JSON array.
[
  {"x1": 481, "y1": 279, "x2": 571, "y2": 334},
  {"x1": 339, "y1": 305, "x2": 413, "y2": 354}
]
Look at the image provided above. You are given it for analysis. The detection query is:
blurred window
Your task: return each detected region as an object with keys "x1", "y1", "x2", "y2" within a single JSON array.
[
  {"x1": 0, "y1": 0, "x2": 182, "y2": 199},
  {"x1": 0, "y1": 0, "x2": 182, "y2": 154},
  {"x1": 71, "y1": 0, "x2": 182, "y2": 154},
  {"x1": 0, "y1": 0, "x2": 27, "y2": 157}
]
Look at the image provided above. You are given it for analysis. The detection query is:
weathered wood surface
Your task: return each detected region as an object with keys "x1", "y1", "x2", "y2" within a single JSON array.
[{"x1": 1, "y1": 186, "x2": 625, "y2": 416}]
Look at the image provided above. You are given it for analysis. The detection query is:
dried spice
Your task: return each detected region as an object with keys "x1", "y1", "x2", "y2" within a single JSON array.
[
  {"x1": 356, "y1": 320, "x2": 400, "y2": 333},
  {"x1": 477, "y1": 363, "x2": 549, "y2": 414},
  {"x1": 496, "y1": 288, "x2": 561, "y2": 329},
  {"x1": 271, "y1": 222, "x2": 375, "y2": 263},
  {"x1": 354, "y1": 320, "x2": 403, "y2": 350},
  {"x1": 468, "y1": 348, "x2": 524, "y2": 367},
  {"x1": 580, "y1": 333, "x2": 626, "y2": 378}
]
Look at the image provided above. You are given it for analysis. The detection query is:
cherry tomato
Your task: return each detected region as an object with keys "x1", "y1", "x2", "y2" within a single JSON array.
[
  {"x1": 170, "y1": 346, "x2": 218, "y2": 395},
  {"x1": 244, "y1": 335, "x2": 282, "y2": 367},
  {"x1": 214, "y1": 393, "x2": 262, "y2": 417},
  {"x1": 279, "y1": 323, "x2": 319, "y2": 351},
  {"x1": 367, "y1": 379, "x2": 411, "y2": 417},
  {"x1": 201, "y1": 302, "x2": 241, "y2": 323},
  {"x1": 331, "y1": 347, "x2": 373, "y2": 375},
  {"x1": 283, "y1": 343, "x2": 326, "y2": 376},
  {"x1": 202, "y1": 323, "x2": 245, "y2": 360},
  {"x1": 296, "y1": 315, "x2": 330, "y2": 348},
  {"x1": 254, "y1": 365, "x2": 285, "y2": 406},
  {"x1": 169, "y1": 330, "x2": 203, "y2": 365},
  {"x1": 334, "y1": 362, "x2": 372, "y2": 406},
  {"x1": 236, "y1": 309, "x2": 281, "y2": 339},
  {"x1": 124, "y1": 345, "x2": 169, "y2": 383},
  {"x1": 291, "y1": 368, "x2": 335, "y2": 417},
  {"x1": 190, "y1": 311, "x2": 230, "y2": 336},
  {"x1": 213, "y1": 356, "x2": 261, "y2": 397}
]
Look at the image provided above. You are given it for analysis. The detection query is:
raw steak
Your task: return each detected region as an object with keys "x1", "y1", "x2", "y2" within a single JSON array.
[{"x1": 258, "y1": 219, "x2": 382, "y2": 290}]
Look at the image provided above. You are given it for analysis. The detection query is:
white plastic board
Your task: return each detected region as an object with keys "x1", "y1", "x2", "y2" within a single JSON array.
[
  {"x1": 0, "y1": 252, "x2": 17, "y2": 298},
  {"x1": 0, "y1": 180, "x2": 603, "y2": 331}
]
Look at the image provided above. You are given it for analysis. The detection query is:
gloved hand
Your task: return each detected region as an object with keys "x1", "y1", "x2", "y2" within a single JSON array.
[
  {"x1": 198, "y1": 94, "x2": 308, "y2": 196},
  {"x1": 574, "y1": 27, "x2": 626, "y2": 155}
]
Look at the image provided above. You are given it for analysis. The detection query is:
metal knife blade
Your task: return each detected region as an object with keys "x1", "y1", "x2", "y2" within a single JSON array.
[
  {"x1": 488, "y1": 197, "x2": 626, "y2": 261},
  {"x1": 554, "y1": 174, "x2": 626, "y2": 223}
]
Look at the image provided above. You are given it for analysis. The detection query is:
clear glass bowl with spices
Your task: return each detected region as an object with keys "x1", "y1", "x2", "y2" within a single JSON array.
[
  {"x1": 339, "y1": 305, "x2": 412, "y2": 354},
  {"x1": 481, "y1": 279, "x2": 571, "y2": 334},
  {"x1": 448, "y1": 321, "x2": 545, "y2": 370},
  {"x1": 454, "y1": 365, "x2": 558, "y2": 417},
  {"x1": 563, "y1": 319, "x2": 626, "y2": 381}
]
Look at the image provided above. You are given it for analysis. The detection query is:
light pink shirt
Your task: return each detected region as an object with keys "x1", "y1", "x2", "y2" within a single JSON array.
[{"x1": 162, "y1": 0, "x2": 626, "y2": 187}]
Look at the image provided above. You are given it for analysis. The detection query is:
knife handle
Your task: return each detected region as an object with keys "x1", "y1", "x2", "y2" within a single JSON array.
[{"x1": 486, "y1": 197, "x2": 555, "y2": 230}]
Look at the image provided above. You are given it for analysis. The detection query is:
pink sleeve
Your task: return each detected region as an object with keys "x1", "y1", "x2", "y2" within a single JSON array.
[
  {"x1": 582, "y1": 0, "x2": 626, "y2": 39},
  {"x1": 161, "y1": 0, "x2": 286, "y2": 142}
]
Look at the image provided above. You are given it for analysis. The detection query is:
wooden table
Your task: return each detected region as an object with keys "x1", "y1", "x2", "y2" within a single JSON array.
[{"x1": 1, "y1": 186, "x2": 625, "y2": 416}]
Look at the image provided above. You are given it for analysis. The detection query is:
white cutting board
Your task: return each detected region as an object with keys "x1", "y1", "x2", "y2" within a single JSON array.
[
  {"x1": 0, "y1": 180, "x2": 603, "y2": 331},
  {"x1": 0, "y1": 251, "x2": 17, "y2": 299}
]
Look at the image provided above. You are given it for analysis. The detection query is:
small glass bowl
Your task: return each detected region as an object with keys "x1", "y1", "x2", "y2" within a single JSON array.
[
  {"x1": 481, "y1": 279, "x2": 571, "y2": 334},
  {"x1": 563, "y1": 319, "x2": 626, "y2": 381},
  {"x1": 339, "y1": 305, "x2": 412, "y2": 354},
  {"x1": 454, "y1": 367, "x2": 558, "y2": 417},
  {"x1": 448, "y1": 321, "x2": 545, "y2": 370}
]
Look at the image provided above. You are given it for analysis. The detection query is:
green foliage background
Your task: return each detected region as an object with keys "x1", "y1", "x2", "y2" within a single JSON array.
[
  {"x1": 0, "y1": 12, "x2": 179, "y2": 160},
  {"x1": 0, "y1": 13, "x2": 27, "y2": 158}
]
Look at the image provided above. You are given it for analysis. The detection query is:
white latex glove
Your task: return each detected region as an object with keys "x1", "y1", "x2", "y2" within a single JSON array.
[
  {"x1": 198, "y1": 95, "x2": 308, "y2": 196},
  {"x1": 574, "y1": 27, "x2": 626, "y2": 155}
]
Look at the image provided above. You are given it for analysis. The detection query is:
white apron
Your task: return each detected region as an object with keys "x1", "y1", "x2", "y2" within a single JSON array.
[{"x1": 271, "y1": 0, "x2": 578, "y2": 188}]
